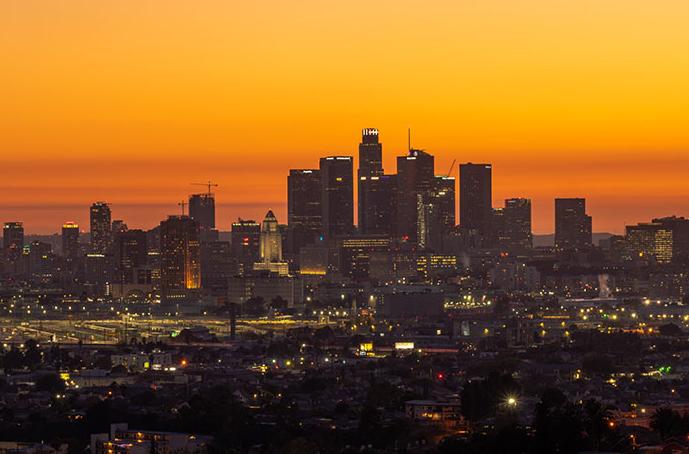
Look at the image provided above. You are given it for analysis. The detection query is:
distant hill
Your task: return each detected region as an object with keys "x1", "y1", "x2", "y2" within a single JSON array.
[{"x1": 533, "y1": 233, "x2": 614, "y2": 248}]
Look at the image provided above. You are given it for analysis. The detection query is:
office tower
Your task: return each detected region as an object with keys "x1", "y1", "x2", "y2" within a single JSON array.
[
  {"x1": 503, "y1": 198, "x2": 533, "y2": 251},
  {"x1": 3, "y1": 222, "x2": 24, "y2": 255},
  {"x1": 189, "y1": 193, "x2": 216, "y2": 241},
  {"x1": 358, "y1": 128, "x2": 384, "y2": 229},
  {"x1": 652, "y1": 216, "x2": 689, "y2": 262},
  {"x1": 320, "y1": 156, "x2": 354, "y2": 239},
  {"x1": 359, "y1": 174, "x2": 397, "y2": 235},
  {"x1": 554, "y1": 198, "x2": 592, "y2": 250},
  {"x1": 231, "y1": 219, "x2": 261, "y2": 275},
  {"x1": 200, "y1": 240, "x2": 233, "y2": 296},
  {"x1": 396, "y1": 149, "x2": 435, "y2": 241},
  {"x1": 287, "y1": 169, "x2": 322, "y2": 254},
  {"x1": 432, "y1": 176, "x2": 456, "y2": 232},
  {"x1": 115, "y1": 229, "x2": 148, "y2": 284},
  {"x1": 491, "y1": 207, "x2": 506, "y2": 247},
  {"x1": 625, "y1": 222, "x2": 673, "y2": 264},
  {"x1": 358, "y1": 128, "x2": 383, "y2": 178},
  {"x1": 159, "y1": 215, "x2": 201, "y2": 301},
  {"x1": 459, "y1": 163, "x2": 492, "y2": 237},
  {"x1": 61, "y1": 222, "x2": 80, "y2": 258},
  {"x1": 254, "y1": 210, "x2": 288, "y2": 275},
  {"x1": 417, "y1": 193, "x2": 440, "y2": 250},
  {"x1": 90, "y1": 202, "x2": 112, "y2": 254}
]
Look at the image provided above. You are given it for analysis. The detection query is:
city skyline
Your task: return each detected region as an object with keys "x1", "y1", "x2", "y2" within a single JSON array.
[
  {"x1": 3, "y1": 1, "x2": 689, "y2": 233},
  {"x1": 4, "y1": 126, "x2": 689, "y2": 236}
]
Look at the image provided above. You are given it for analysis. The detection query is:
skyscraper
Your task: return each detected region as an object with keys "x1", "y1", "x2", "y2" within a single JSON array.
[
  {"x1": 320, "y1": 156, "x2": 354, "y2": 239},
  {"x1": 359, "y1": 174, "x2": 397, "y2": 235},
  {"x1": 90, "y1": 202, "x2": 112, "y2": 254},
  {"x1": 287, "y1": 169, "x2": 322, "y2": 254},
  {"x1": 432, "y1": 175, "x2": 456, "y2": 232},
  {"x1": 231, "y1": 219, "x2": 261, "y2": 275},
  {"x1": 358, "y1": 128, "x2": 383, "y2": 179},
  {"x1": 115, "y1": 229, "x2": 148, "y2": 284},
  {"x1": 503, "y1": 198, "x2": 532, "y2": 251},
  {"x1": 396, "y1": 149, "x2": 435, "y2": 241},
  {"x1": 459, "y1": 163, "x2": 492, "y2": 237},
  {"x1": 554, "y1": 198, "x2": 592, "y2": 250},
  {"x1": 3, "y1": 222, "x2": 24, "y2": 252},
  {"x1": 189, "y1": 193, "x2": 216, "y2": 241},
  {"x1": 61, "y1": 222, "x2": 80, "y2": 258},
  {"x1": 159, "y1": 215, "x2": 201, "y2": 302},
  {"x1": 358, "y1": 128, "x2": 385, "y2": 231}
]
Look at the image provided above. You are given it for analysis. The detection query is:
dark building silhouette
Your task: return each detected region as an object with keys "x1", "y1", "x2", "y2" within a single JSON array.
[
  {"x1": 320, "y1": 156, "x2": 354, "y2": 239},
  {"x1": 115, "y1": 229, "x2": 148, "y2": 284},
  {"x1": 61, "y1": 222, "x2": 80, "y2": 258},
  {"x1": 503, "y1": 198, "x2": 532, "y2": 251},
  {"x1": 459, "y1": 163, "x2": 492, "y2": 237},
  {"x1": 432, "y1": 175, "x2": 456, "y2": 232},
  {"x1": 189, "y1": 193, "x2": 216, "y2": 241},
  {"x1": 554, "y1": 198, "x2": 592, "y2": 250},
  {"x1": 358, "y1": 128, "x2": 383, "y2": 179},
  {"x1": 90, "y1": 202, "x2": 112, "y2": 254},
  {"x1": 396, "y1": 149, "x2": 435, "y2": 242},
  {"x1": 111, "y1": 220, "x2": 127, "y2": 235},
  {"x1": 287, "y1": 169, "x2": 322, "y2": 254},
  {"x1": 201, "y1": 240, "x2": 233, "y2": 296},
  {"x1": 231, "y1": 219, "x2": 260, "y2": 275},
  {"x1": 359, "y1": 174, "x2": 397, "y2": 236},
  {"x1": 2, "y1": 222, "x2": 24, "y2": 255},
  {"x1": 159, "y1": 215, "x2": 201, "y2": 303},
  {"x1": 358, "y1": 128, "x2": 386, "y2": 232}
]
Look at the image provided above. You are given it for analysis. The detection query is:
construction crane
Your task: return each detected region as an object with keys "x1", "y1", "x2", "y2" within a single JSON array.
[
  {"x1": 191, "y1": 180, "x2": 219, "y2": 196},
  {"x1": 446, "y1": 159, "x2": 457, "y2": 177}
]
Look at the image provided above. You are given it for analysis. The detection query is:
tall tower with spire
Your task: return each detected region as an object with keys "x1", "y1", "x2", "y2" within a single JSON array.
[{"x1": 254, "y1": 210, "x2": 289, "y2": 275}]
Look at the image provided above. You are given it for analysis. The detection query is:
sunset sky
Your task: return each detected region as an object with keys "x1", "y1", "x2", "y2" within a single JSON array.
[{"x1": 2, "y1": 1, "x2": 689, "y2": 234}]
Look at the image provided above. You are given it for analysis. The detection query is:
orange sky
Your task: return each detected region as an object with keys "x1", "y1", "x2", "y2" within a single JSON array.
[{"x1": 2, "y1": 1, "x2": 689, "y2": 234}]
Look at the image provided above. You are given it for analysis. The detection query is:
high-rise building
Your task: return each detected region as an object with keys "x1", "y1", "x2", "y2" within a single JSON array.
[
  {"x1": 159, "y1": 215, "x2": 201, "y2": 302},
  {"x1": 254, "y1": 210, "x2": 288, "y2": 275},
  {"x1": 320, "y1": 156, "x2": 354, "y2": 239},
  {"x1": 61, "y1": 222, "x2": 80, "y2": 258},
  {"x1": 359, "y1": 174, "x2": 397, "y2": 235},
  {"x1": 287, "y1": 169, "x2": 322, "y2": 254},
  {"x1": 231, "y1": 219, "x2": 261, "y2": 275},
  {"x1": 200, "y1": 240, "x2": 234, "y2": 296},
  {"x1": 358, "y1": 128, "x2": 383, "y2": 179},
  {"x1": 90, "y1": 202, "x2": 112, "y2": 254},
  {"x1": 625, "y1": 222, "x2": 673, "y2": 264},
  {"x1": 358, "y1": 128, "x2": 385, "y2": 230},
  {"x1": 189, "y1": 193, "x2": 216, "y2": 241},
  {"x1": 459, "y1": 163, "x2": 492, "y2": 237},
  {"x1": 396, "y1": 149, "x2": 435, "y2": 241},
  {"x1": 503, "y1": 198, "x2": 532, "y2": 251},
  {"x1": 432, "y1": 176, "x2": 456, "y2": 232},
  {"x1": 115, "y1": 229, "x2": 148, "y2": 284},
  {"x1": 3, "y1": 222, "x2": 24, "y2": 255},
  {"x1": 554, "y1": 198, "x2": 592, "y2": 251}
]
